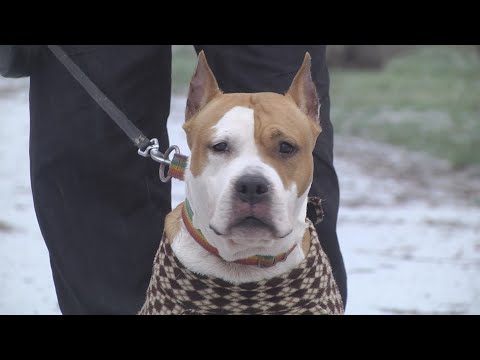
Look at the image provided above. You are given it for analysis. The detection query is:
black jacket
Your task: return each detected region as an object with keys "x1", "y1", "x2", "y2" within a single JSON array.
[{"x1": 0, "y1": 45, "x2": 44, "y2": 78}]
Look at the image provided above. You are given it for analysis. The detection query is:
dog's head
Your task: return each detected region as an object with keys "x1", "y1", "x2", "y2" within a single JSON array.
[{"x1": 182, "y1": 51, "x2": 321, "y2": 261}]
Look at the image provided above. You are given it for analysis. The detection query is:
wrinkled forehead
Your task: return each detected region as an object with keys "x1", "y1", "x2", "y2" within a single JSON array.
[{"x1": 183, "y1": 92, "x2": 317, "y2": 145}]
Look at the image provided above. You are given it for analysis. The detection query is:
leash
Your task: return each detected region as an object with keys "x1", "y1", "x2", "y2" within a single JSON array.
[{"x1": 47, "y1": 45, "x2": 188, "y2": 182}]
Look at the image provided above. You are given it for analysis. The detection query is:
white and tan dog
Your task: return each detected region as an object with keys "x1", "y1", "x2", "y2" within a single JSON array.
[{"x1": 139, "y1": 52, "x2": 343, "y2": 315}]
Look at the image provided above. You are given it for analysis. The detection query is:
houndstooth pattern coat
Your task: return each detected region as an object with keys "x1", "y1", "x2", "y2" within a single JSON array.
[{"x1": 138, "y1": 198, "x2": 344, "y2": 315}]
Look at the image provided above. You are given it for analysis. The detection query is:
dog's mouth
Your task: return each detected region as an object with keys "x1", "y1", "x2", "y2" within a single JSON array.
[
  {"x1": 230, "y1": 215, "x2": 273, "y2": 231},
  {"x1": 223, "y1": 215, "x2": 277, "y2": 239},
  {"x1": 209, "y1": 198, "x2": 293, "y2": 240},
  {"x1": 211, "y1": 216, "x2": 274, "y2": 235},
  {"x1": 234, "y1": 216, "x2": 270, "y2": 229}
]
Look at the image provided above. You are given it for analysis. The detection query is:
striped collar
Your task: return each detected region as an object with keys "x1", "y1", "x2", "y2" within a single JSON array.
[{"x1": 181, "y1": 199, "x2": 296, "y2": 268}]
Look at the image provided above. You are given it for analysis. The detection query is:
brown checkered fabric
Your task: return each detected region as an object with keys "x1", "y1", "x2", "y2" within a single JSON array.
[
  {"x1": 138, "y1": 198, "x2": 344, "y2": 315},
  {"x1": 307, "y1": 196, "x2": 325, "y2": 226}
]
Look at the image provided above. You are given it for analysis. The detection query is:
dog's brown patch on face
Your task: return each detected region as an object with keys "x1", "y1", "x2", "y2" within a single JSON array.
[
  {"x1": 183, "y1": 93, "x2": 255, "y2": 177},
  {"x1": 183, "y1": 92, "x2": 321, "y2": 196},
  {"x1": 252, "y1": 93, "x2": 321, "y2": 196}
]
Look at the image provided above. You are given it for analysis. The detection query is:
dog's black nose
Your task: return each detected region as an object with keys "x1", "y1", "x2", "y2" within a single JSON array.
[{"x1": 235, "y1": 175, "x2": 270, "y2": 204}]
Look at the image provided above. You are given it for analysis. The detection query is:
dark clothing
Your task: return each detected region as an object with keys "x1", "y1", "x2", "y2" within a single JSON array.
[
  {"x1": 28, "y1": 45, "x2": 173, "y2": 314},
  {"x1": 0, "y1": 45, "x2": 43, "y2": 78},
  {"x1": 2, "y1": 45, "x2": 346, "y2": 314}
]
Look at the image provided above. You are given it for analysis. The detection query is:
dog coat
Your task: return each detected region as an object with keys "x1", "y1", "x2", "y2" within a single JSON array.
[{"x1": 138, "y1": 198, "x2": 344, "y2": 315}]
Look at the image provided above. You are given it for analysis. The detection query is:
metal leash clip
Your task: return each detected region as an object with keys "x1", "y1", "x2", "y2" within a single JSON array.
[
  {"x1": 47, "y1": 46, "x2": 188, "y2": 183},
  {"x1": 138, "y1": 138, "x2": 181, "y2": 183}
]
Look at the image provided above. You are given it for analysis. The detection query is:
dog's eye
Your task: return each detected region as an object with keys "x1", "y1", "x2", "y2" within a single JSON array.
[
  {"x1": 279, "y1": 142, "x2": 295, "y2": 154},
  {"x1": 212, "y1": 142, "x2": 228, "y2": 152}
]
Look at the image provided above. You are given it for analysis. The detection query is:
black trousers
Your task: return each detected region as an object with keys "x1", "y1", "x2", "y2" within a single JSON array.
[{"x1": 29, "y1": 45, "x2": 347, "y2": 314}]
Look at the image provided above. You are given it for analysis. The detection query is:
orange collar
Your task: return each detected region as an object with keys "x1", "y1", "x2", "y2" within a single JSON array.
[{"x1": 181, "y1": 199, "x2": 296, "y2": 268}]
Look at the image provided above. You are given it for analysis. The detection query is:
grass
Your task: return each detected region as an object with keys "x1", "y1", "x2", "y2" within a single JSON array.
[
  {"x1": 172, "y1": 45, "x2": 197, "y2": 94},
  {"x1": 330, "y1": 45, "x2": 480, "y2": 168},
  {"x1": 171, "y1": 45, "x2": 480, "y2": 168}
]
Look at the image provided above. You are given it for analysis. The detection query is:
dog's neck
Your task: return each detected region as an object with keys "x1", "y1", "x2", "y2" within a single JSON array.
[
  {"x1": 181, "y1": 198, "x2": 298, "y2": 267},
  {"x1": 168, "y1": 180, "x2": 310, "y2": 284}
]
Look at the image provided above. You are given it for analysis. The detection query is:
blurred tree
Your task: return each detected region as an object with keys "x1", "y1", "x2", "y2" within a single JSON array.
[{"x1": 327, "y1": 45, "x2": 417, "y2": 69}]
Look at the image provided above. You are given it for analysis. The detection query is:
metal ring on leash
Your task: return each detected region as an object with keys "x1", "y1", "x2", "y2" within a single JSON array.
[
  {"x1": 159, "y1": 145, "x2": 180, "y2": 183},
  {"x1": 137, "y1": 138, "x2": 185, "y2": 182}
]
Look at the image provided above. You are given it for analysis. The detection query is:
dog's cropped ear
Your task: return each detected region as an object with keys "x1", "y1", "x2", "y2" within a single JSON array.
[
  {"x1": 286, "y1": 53, "x2": 320, "y2": 125},
  {"x1": 185, "y1": 51, "x2": 222, "y2": 122}
]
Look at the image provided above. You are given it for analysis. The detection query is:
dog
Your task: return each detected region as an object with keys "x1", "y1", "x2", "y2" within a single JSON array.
[{"x1": 138, "y1": 52, "x2": 344, "y2": 315}]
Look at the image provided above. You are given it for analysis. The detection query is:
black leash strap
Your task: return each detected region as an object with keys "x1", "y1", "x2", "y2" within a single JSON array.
[
  {"x1": 47, "y1": 45, "x2": 188, "y2": 183},
  {"x1": 47, "y1": 45, "x2": 151, "y2": 151}
]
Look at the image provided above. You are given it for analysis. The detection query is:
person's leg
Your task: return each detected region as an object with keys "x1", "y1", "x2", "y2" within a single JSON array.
[
  {"x1": 194, "y1": 45, "x2": 347, "y2": 307},
  {"x1": 29, "y1": 45, "x2": 172, "y2": 314}
]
